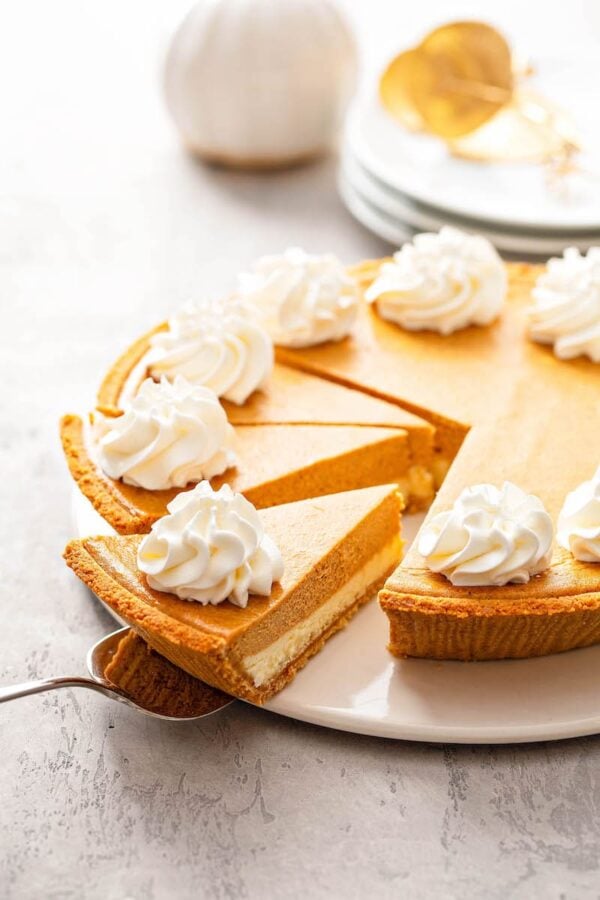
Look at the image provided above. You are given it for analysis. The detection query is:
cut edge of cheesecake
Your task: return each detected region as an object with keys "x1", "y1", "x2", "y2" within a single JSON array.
[
  {"x1": 275, "y1": 345, "x2": 467, "y2": 483},
  {"x1": 60, "y1": 413, "x2": 410, "y2": 535},
  {"x1": 274, "y1": 339, "x2": 468, "y2": 484},
  {"x1": 64, "y1": 484, "x2": 403, "y2": 703}
]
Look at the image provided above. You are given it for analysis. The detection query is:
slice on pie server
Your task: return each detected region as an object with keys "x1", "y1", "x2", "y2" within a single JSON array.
[{"x1": 64, "y1": 484, "x2": 403, "y2": 704}]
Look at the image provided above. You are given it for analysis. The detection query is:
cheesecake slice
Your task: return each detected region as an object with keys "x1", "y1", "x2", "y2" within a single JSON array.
[
  {"x1": 64, "y1": 484, "x2": 403, "y2": 703},
  {"x1": 60, "y1": 414, "x2": 410, "y2": 534},
  {"x1": 96, "y1": 323, "x2": 435, "y2": 511}
]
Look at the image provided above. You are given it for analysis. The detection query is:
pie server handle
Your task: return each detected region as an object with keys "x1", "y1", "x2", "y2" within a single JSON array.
[{"x1": 0, "y1": 676, "x2": 120, "y2": 704}]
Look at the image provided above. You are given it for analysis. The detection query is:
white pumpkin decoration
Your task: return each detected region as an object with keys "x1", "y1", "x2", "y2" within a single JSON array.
[{"x1": 164, "y1": 0, "x2": 358, "y2": 168}]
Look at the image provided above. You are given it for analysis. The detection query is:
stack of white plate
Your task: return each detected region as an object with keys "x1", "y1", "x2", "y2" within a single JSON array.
[{"x1": 340, "y1": 71, "x2": 600, "y2": 258}]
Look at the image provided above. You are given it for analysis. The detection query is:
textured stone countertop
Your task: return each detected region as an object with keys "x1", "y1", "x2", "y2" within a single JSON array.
[{"x1": 2, "y1": 2, "x2": 600, "y2": 898}]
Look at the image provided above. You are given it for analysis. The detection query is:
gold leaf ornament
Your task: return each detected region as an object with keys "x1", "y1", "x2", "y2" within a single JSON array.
[{"x1": 380, "y1": 21, "x2": 514, "y2": 139}]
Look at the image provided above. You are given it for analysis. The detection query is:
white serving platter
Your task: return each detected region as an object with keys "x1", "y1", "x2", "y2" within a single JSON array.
[
  {"x1": 73, "y1": 490, "x2": 600, "y2": 744},
  {"x1": 346, "y1": 56, "x2": 600, "y2": 233}
]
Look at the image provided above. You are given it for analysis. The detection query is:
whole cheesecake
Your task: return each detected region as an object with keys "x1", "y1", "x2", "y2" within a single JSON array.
[{"x1": 62, "y1": 246, "x2": 600, "y2": 675}]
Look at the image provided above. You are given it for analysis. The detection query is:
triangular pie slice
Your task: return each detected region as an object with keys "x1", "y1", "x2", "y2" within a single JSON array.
[
  {"x1": 64, "y1": 484, "x2": 403, "y2": 703},
  {"x1": 60, "y1": 413, "x2": 409, "y2": 534},
  {"x1": 96, "y1": 324, "x2": 435, "y2": 511},
  {"x1": 276, "y1": 261, "x2": 600, "y2": 660}
]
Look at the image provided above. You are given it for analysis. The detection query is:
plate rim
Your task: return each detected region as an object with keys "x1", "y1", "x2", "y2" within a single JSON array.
[
  {"x1": 339, "y1": 170, "x2": 588, "y2": 257},
  {"x1": 344, "y1": 150, "x2": 600, "y2": 242},
  {"x1": 263, "y1": 692, "x2": 600, "y2": 745}
]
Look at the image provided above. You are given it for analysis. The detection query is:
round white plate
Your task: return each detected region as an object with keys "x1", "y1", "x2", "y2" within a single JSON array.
[
  {"x1": 347, "y1": 57, "x2": 600, "y2": 232},
  {"x1": 74, "y1": 490, "x2": 600, "y2": 744},
  {"x1": 342, "y1": 151, "x2": 600, "y2": 256}
]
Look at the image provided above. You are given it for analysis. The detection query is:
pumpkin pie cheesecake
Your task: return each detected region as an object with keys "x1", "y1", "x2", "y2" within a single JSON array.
[
  {"x1": 64, "y1": 482, "x2": 403, "y2": 703},
  {"x1": 273, "y1": 234, "x2": 600, "y2": 660}
]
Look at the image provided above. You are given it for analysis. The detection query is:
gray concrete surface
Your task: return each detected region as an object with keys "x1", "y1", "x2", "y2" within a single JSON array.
[{"x1": 2, "y1": 2, "x2": 600, "y2": 898}]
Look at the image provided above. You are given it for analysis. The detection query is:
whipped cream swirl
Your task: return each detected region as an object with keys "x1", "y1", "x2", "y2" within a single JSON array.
[
  {"x1": 146, "y1": 300, "x2": 274, "y2": 405},
  {"x1": 557, "y1": 467, "x2": 600, "y2": 562},
  {"x1": 528, "y1": 247, "x2": 600, "y2": 362},
  {"x1": 137, "y1": 482, "x2": 284, "y2": 606},
  {"x1": 365, "y1": 227, "x2": 507, "y2": 335},
  {"x1": 238, "y1": 247, "x2": 358, "y2": 347},
  {"x1": 418, "y1": 481, "x2": 554, "y2": 586},
  {"x1": 95, "y1": 376, "x2": 236, "y2": 490}
]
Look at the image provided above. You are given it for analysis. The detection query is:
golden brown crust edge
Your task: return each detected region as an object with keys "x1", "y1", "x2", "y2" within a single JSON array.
[
  {"x1": 380, "y1": 587, "x2": 600, "y2": 661},
  {"x1": 96, "y1": 322, "x2": 167, "y2": 416},
  {"x1": 60, "y1": 414, "x2": 155, "y2": 535}
]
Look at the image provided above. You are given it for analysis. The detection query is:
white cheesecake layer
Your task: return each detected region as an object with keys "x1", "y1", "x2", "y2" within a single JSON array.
[{"x1": 243, "y1": 536, "x2": 402, "y2": 687}]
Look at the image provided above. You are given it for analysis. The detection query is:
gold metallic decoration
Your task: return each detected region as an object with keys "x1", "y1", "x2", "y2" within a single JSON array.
[
  {"x1": 419, "y1": 22, "x2": 514, "y2": 136},
  {"x1": 447, "y1": 91, "x2": 580, "y2": 165},
  {"x1": 380, "y1": 21, "x2": 581, "y2": 172},
  {"x1": 380, "y1": 22, "x2": 513, "y2": 139}
]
